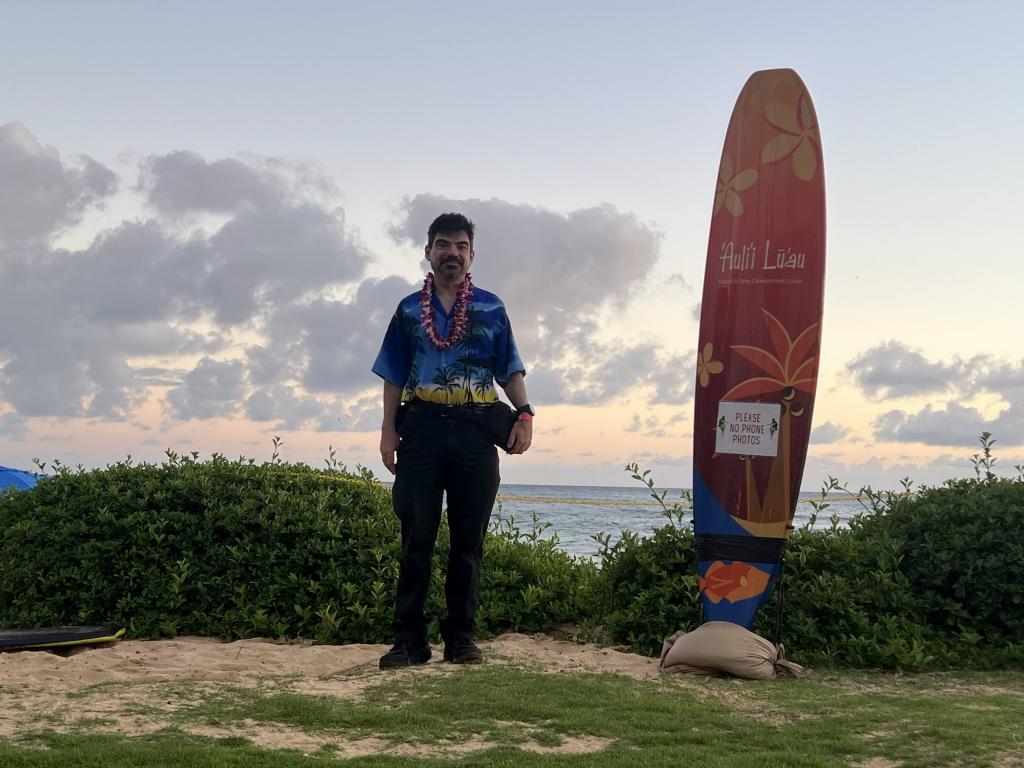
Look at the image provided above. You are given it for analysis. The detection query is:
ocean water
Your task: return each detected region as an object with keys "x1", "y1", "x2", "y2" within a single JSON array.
[{"x1": 490, "y1": 484, "x2": 870, "y2": 558}]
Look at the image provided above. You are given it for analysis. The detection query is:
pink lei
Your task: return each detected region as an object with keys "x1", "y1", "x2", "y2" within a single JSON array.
[{"x1": 420, "y1": 272, "x2": 473, "y2": 350}]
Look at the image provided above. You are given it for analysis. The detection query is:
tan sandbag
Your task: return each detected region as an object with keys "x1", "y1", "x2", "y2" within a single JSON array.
[{"x1": 659, "y1": 620, "x2": 803, "y2": 679}]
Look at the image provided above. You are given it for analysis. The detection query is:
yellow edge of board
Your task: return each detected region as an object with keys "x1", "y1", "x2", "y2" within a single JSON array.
[{"x1": 15, "y1": 627, "x2": 125, "y2": 649}]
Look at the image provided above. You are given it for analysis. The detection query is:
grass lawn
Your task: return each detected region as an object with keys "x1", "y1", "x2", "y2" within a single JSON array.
[{"x1": 1, "y1": 664, "x2": 1022, "y2": 767}]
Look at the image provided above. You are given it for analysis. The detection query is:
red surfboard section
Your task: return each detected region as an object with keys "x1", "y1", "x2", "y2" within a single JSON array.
[{"x1": 693, "y1": 69, "x2": 826, "y2": 629}]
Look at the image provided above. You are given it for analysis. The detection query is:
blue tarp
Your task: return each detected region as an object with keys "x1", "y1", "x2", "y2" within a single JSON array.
[{"x1": 0, "y1": 466, "x2": 38, "y2": 492}]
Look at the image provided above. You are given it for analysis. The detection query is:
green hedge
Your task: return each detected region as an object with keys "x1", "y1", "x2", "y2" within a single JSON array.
[
  {"x1": 584, "y1": 477, "x2": 1024, "y2": 670},
  {"x1": 1, "y1": 455, "x2": 1021, "y2": 670},
  {"x1": 0, "y1": 455, "x2": 582, "y2": 643}
]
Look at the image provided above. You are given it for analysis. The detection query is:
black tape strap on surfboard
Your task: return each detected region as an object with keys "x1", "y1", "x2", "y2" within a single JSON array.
[{"x1": 695, "y1": 533, "x2": 787, "y2": 564}]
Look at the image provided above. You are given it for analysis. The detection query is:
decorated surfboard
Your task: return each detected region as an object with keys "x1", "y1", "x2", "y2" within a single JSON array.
[{"x1": 693, "y1": 69, "x2": 826, "y2": 629}]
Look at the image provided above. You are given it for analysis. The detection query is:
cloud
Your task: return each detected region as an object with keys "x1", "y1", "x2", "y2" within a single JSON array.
[
  {"x1": 0, "y1": 262, "x2": 161, "y2": 417},
  {"x1": 237, "y1": 274, "x2": 415, "y2": 430},
  {"x1": 335, "y1": 393, "x2": 384, "y2": 433},
  {"x1": 197, "y1": 202, "x2": 368, "y2": 325},
  {"x1": 801, "y1": 450, "x2": 1018, "y2": 491},
  {"x1": 0, "y1": 228, "x2": 199, "y2": 417},
  {"x1": 0, "y1": 411, "x2": 28, "y2": 439},
  {"x1": 0, "y1": 126, "x2": 374, "y2": 423},
  {"x1": 135, "y1": 150, "x2": 370, "y2": 326},
  {"x1": 626, "y1": 413, "x2": 669, "y2": 438},
  {"x1": 166, "y1": 357, "x2": 246, "y2": 419},
  {"x1": 568, "y1": 344, "x2": 664, "y2": 404},
  {"x1": 664, "y1": 273, "x2": 692, "y2": 291},
  {"x1": 811, "y1": 421, "x2": 850, "y2": 444},
  {"x1": 845, "y1": 340, "x2": 973, "y2": 399},
  {"x1": 873, "y1": 402, "x2": 1024, "y2": 447},
  {"x1": 516, "y1": 366, "x2": 573, "y2": 405},
  {"x1": 650, "y1": 353, "x2": 695, "y2": 405},
  {"x1": 848, "y1": 343, "x2": 1024, "y2": 403},
  {"x1": 844, "y1": 343, "x2": 1024, "y2": 447},
  {"x1": 138, "y1": 151, "x2": 284, "y2": 215},
  {"x1": 244, "y1": 383, "x2": 336, "y2": 431},
  {"x1": 0, "y1": 129, "x2": 689, "y2": 434},
  {"x1": 0, "y1": 122, "x2": 117, "y2": 245},
  {"x1": 979, "y1": 359, "x2": 1024, "y2": 397},
  {"x1": 289, "y1": 276, "x2": 416, "y2": 394}
]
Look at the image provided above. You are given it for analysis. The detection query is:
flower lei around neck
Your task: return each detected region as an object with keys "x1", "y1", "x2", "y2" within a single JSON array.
[{"x1": 420, "y1": 272, "x2": 473, "y2": 350}]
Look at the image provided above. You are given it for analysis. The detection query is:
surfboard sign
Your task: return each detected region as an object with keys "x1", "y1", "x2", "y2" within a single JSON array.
[{"x1": 693, "y1": 69, "x2": 826, "y2": 629}]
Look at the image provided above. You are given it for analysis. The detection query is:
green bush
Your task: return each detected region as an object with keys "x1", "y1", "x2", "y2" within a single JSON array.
[
  {"x1": 869, "y1": 478, "x2": 1024, "y2": 662},
  {"x1": 0, "y1": 454, "x2": 584, "y2": 643},
  {"x1": 586, "y1": 474, "x2": 1024, "y2": 670},
  {"x1": 3, "y1": 450, "x2": 1022, "y2": 670},
  {"x1": 581, "y1": 524, "x2": 699, "y2": 653},
  {"x1": 774, "y1": 477, "x2": 1024, "y2": 669},
  {"x1": 476, "y1": 513, "x2": 594, "y2": 635},
  {"x1": 761, "y1": 518, "x2": 933, "y2": 669}
]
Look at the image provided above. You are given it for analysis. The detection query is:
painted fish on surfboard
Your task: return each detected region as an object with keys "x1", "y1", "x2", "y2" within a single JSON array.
[{"x1": 693, "y1": 68, "x2": 826, "y2": 629}]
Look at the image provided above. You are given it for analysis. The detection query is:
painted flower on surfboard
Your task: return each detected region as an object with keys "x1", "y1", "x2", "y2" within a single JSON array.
[
  {"x1": 699, "y1": 561, "x2": 772, "y2": 604},
  {"x1": 761, "y1": 90, "x2": 821, "y2": 182},
  {"x1": 697, "y1": 342, "x2": 725, "y2": 388},
  {"x1": 713, "y1": 153, "x2": 758, "y2": 217}
]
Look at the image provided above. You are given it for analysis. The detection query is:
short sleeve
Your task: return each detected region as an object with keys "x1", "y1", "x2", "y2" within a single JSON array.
[
  {"x1": 372, "y1": 305, "x2": 411, "y2": 387},
  {"x1": 493, "y1": 308, "x2": 526, "y2": 387}
]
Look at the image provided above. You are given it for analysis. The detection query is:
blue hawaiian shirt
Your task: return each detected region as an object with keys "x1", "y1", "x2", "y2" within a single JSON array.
[{"x1": 372, "y1": 286, "x2": 526, "y2": 404}]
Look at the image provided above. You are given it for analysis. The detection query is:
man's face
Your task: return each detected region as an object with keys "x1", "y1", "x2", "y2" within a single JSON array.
[{"x1": 425, "y1": 230, "x2": 474, "y2": 283}]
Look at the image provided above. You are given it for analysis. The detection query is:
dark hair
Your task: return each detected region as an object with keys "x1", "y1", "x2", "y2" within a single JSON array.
[{"x1": 427, "y1": 212, "x2": 475, "y2": 248}]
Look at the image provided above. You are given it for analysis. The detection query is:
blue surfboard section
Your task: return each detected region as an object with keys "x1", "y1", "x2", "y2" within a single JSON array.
[{"x1": 694, "y1": 467, "x2": 780, "y2": 629}]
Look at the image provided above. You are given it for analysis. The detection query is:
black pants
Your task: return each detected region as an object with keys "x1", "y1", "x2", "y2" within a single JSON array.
[{"x1": 391, "y1": 407, "x2": 500, "y2": 643}]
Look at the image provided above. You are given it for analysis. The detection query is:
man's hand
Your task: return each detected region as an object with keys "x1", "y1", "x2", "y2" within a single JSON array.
[
  {"x1": 506, "y1": 419, "x2": 532, "y2": 454},
  {"x1": 380, "y1": 426, "x2": 399, "y2": 475}
]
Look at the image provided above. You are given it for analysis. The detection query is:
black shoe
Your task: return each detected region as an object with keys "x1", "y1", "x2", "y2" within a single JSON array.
[
  {"x1": 379, "y1": 640, "x2": 431, "y2": 670},
  {"x1": 443, "y1": 638, "x2": 483, "y2": 664}
]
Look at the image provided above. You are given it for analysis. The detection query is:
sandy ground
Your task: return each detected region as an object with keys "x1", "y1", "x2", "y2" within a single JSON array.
[{"x1": 0, "y1": 633, "x2": 659, "y2": 757}]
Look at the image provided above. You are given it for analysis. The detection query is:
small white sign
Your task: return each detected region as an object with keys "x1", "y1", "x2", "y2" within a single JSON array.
[{"x1": 715, "y1": 401, "x2": 781, "y2": 457}]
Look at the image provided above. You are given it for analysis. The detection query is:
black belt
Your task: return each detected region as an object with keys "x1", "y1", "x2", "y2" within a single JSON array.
[
  {"x1": 695, "y1": 533, "x2": 787, "y2": 563},
  {"x1": 404, "y1": 401, "x2": 493, "y2": 416},
  {"x1": 399, "y1": 400, "x2": 517, "y2": 450}
]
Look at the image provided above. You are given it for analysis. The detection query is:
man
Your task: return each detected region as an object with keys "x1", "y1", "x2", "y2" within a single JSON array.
[{"x1": 372, "y1": 212, "x2": 534, "y2": 669}]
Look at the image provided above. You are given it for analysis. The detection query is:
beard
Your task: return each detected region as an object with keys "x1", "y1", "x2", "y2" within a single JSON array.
[{"x1": 436, "y1": 260, "x2": 465, "y2": 281}]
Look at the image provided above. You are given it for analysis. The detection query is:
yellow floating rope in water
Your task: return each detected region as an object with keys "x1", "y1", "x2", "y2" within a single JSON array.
[{"x1": 495, "y1": 494, "x2": 881, "y2": 507}]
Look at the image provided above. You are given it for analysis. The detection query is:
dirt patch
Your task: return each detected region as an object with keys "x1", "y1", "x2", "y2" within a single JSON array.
[
  {"x1": 0, "y1": 633, "x2": 640, "y2": 756},
  {"x1": 187, "y1": 720, "x2": 356, "y2": 756},
  {"x1": 0, "y1": 634, "x2": 659, "y2": 695},
  {"x1": 827, "y1": 672, "x2": 1024, "y2": 700},
  {"x1": 521, "y1": 734, "x2": 614, "y2": 753},
  {"x1": 486, "y1": 633, "x2": 658, "y2": 679},
  {"x1": 993, "y1": 751, "x2": 1024, "y2": 768}
]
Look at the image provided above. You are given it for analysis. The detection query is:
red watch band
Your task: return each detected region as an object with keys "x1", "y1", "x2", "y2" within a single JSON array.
[{"x1": 517, "y1": 413, "x2": 534, "y2": 422}]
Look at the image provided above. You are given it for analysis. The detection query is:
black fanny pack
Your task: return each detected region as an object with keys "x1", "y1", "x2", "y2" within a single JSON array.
[{"x1": 398, "y1": 401, "x2": 518, "y2": 451}]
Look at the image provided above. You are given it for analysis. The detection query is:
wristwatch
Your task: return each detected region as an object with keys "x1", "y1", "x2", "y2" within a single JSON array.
[{"x1": 516, "y1": 403, "x2": 535, "y2": 421}]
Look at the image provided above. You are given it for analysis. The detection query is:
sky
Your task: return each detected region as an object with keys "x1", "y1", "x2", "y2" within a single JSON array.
[{"x1": 2, "y1": 1, "x2": 1023, "y2": 489}]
